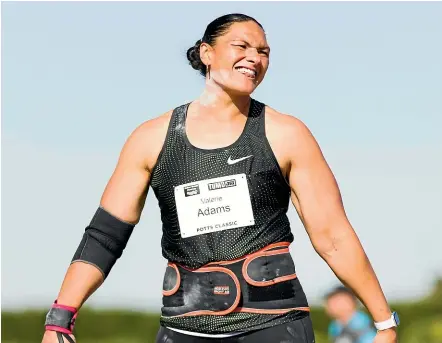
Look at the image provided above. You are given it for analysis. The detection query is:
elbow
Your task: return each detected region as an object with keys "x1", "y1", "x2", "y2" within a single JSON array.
[
  {"x1": 309, "y1": 225, "x2": 355, "y2": 259},
  {"x1": 310, "y1": 233, "x2": 338, "y2": 259}
]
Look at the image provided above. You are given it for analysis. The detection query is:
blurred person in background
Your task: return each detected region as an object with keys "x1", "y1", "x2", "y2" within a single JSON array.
[{"x1": 325, "y1": 286, "x2": 377, "y2": 343}]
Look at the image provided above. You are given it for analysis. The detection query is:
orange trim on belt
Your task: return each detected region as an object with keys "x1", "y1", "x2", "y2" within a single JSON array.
[
  {"x1": 171, "y1": 266, "x2": 241, "y2": 317},
  {"x1": 233, "y1": 306, "x2": 310, "y2": 315},
  {"x1": 205, "y1": 242, "x2": 291, "y2": 266},
  {"x1": 162, "y1": 263, "x2": 181, "y2": 296},
  {"x1": 242, "y1": 248, "x2": 298, "y2": 287}
]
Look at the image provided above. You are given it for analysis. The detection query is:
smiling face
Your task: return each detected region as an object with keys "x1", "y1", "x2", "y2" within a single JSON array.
[{"x1": 200, "y1": 21, "x2": 270, "y2": 96}]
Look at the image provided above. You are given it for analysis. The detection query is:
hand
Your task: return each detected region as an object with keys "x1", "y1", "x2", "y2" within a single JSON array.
[
  {"x1": 42, "y1": 330, "x2": 76, "y2": 343},
  {"x1": 374, "y1": 328, "x2": 398, "y2": 343}
]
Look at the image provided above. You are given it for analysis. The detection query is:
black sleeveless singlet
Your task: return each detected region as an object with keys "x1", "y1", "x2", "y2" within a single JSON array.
[
  {"x1": 150, "y1": 99, "x2": 308, "y2": 334},
  {"x1": 150, "y1": 99, "x2": 294, "y2": 267}
]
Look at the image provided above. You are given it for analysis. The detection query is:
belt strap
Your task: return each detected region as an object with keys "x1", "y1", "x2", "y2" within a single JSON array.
[{"x1": 161, "y1": 242, "x2": 309, "y2": 318}]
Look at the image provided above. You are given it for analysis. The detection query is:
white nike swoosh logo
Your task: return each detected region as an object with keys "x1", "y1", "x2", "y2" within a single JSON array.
[{"x1": 227, "y1": 155, "x2": 253, "y2": 165}]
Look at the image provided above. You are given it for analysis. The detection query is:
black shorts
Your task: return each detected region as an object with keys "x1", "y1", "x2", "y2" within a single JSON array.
[{"x1": 155, "y1": 316, "x2": 315, "y2": 343}]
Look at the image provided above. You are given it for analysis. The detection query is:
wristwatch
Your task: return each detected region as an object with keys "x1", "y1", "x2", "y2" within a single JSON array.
[{"x1": 374, "y1": 311, "x2": 400, "y2": 330}]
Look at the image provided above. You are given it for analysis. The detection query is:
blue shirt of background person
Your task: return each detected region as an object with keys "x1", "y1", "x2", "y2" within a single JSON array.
[
  {"x1": 325, "y1": 286, "x2": 377, "y2": 343},
  {"x1": 328, "y1": 310, "x2": 377, "y2": 343}
]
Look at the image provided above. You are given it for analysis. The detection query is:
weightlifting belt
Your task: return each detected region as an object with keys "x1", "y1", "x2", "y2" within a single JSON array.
[{"x1": 161, "y1": 242, "x2": 309, "y2": 318}]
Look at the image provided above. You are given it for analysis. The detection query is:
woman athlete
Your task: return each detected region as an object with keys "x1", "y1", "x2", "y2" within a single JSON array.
[{"x1": 41, "y1": 13, "x2": 399, "y2": 343}]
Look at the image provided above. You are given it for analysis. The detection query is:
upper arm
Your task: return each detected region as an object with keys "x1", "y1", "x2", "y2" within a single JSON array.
[
  {"x1": 285, "y1": 117, "x2": 352, "y2": 247},
  {"x1": 100, "y1": 112, "x2": 171, "y2": 224}
]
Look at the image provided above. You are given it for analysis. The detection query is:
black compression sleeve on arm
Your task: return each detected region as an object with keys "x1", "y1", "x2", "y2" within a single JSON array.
[{"x1": 71, "y1": 207, "x2": 135, "y2": 279}]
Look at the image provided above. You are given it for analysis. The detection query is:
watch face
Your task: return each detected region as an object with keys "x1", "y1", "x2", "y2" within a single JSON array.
[{"x1": 393, "y1": 312, "x2": 400, "y2": 325}]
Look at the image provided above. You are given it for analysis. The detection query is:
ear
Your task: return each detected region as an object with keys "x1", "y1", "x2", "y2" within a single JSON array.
[{"x1": 199, "y1": 43, "x2": 213, "y2": 67}]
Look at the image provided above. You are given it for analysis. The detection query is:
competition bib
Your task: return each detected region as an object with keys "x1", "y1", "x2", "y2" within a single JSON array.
[{"x1": 174, "y1": 173, "x2": 255, "y2": 238}]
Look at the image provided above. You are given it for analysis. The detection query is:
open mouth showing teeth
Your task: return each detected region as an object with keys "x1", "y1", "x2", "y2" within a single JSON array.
[{"x1": 235, "y1": 67, "x2": 257, "y2": 78}]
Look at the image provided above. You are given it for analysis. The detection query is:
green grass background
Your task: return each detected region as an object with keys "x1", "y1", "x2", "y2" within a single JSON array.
[{"x1": 3, "y1": 280, "x2": 442, "y2": 342}]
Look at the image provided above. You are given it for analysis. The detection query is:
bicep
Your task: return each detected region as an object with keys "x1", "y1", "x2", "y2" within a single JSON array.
[
  {"x1": 100, "y1": 132, "x2": 152, "y2": 224},
  {"x1": 99, "y1": 113, "x2": 171, "y2": 224},
  {"x1": 100, "y1": 161, "x2": 150, "y2": 225},
  {"x1": 288, "y1": 122, "x2": 351, "y2": 244}
]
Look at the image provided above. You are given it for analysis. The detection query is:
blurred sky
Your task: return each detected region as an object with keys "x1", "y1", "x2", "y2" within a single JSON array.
[{"x1": 2, "y1": 1, "x2": 442, "y2": 311}]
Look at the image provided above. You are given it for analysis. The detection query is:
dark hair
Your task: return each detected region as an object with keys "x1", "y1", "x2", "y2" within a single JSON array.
[
  {"x1": 186, "y1": 13, "x2": 264, "y2": 77},
  {"x1": 325, "y1": 286, "x2": 357, "y2": 301}
]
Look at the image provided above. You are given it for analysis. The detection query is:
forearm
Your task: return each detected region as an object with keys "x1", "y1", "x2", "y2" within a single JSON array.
[
  {"x1": 315, "y1": 228, "x2": 392, "y2": 322},
  {"x1": 56, "y1": 262, "x2": 104, "y2": 309}
]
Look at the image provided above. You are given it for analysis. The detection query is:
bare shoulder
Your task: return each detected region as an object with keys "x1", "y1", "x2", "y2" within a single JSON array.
[
  {"x1": 265, "y1": 106, "x2": 319, "y2": 157},
  {"x1": 265, "y1": 106, "x2": 313, "y2": 140},
  {"x1": 132, "y1": 110, "x2": 173, "y2": 144},
  {"x1": 121, "y1": 109, "x2": 174, "y2": 172}
]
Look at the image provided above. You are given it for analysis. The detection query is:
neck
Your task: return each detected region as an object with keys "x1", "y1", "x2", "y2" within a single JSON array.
[{"x1": 196, "y1": 79, "x2": 251, "y2": 118}]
